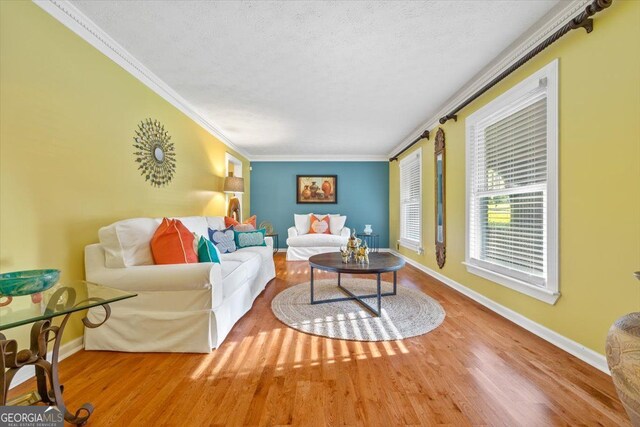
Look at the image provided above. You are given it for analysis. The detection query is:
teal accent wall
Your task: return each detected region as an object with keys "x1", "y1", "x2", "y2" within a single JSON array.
[{"x1": 250, "y1": 162, "x2": 389, "y2": 248}]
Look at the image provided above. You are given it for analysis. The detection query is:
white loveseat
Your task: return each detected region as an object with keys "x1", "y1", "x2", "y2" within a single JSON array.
[
  {"x1": 286, "y1": 214, "x2": 350, "y2": 261},
  {"x1": 84, "y1": 216, "x2": 275, "y2": 353}
]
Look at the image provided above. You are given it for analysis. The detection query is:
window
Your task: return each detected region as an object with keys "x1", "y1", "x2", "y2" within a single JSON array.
[
  {"x1": 399, "y1": 148, "x2": 422, "y2": 252},
  {"x1": 465, "y1": 60, "x2": 558, "y2": 304}
]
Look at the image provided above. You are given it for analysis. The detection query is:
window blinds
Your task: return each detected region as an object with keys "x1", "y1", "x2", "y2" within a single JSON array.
[
  {"x1": 400, "y1": 150, "x2": 421, "y2": 247},
  {"x1": 468, "y1": 89, "x2": 548, "y2": 286}
]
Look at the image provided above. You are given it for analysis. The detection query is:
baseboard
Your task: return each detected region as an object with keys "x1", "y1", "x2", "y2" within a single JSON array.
[
  {"x1": 390, "y1": 250, "x2": 610, "y2": 375},
  {"x1": 9, "y1": 336, "x2": 85, "y2": 389}
]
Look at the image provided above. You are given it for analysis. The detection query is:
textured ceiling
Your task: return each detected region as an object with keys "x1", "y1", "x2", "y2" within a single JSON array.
[{"x1": 71, "y1": 0, "x2": 559, "y2": 158}]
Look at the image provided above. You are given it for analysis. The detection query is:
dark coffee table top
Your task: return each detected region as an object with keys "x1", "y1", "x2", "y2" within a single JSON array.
[{"x1": 309, "y1": 252, "x2": 405, "y2": 274}]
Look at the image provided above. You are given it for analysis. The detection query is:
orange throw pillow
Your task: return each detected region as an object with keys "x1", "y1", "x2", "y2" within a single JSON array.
[
  {"x1": 225, "y1": 215, "x2": 257, "y2": 229},
  {"x1": 151, "y1": 218, "x2": 198, "y2": 265},
  {"x1": 308, "y1": 215, "x2": 331, "y2": 234}
]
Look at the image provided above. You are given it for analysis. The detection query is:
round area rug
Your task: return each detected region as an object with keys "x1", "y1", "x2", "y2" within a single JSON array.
[{"x1": 271, "y1": 278, "x2": 445, "y2": 341}]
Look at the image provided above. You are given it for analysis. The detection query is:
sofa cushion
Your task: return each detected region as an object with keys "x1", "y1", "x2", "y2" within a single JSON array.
[
  {"x1": 238, "y1": 245, "x2": 273, "y2": 266},
  {"x1": 205, "y1": 216, "x2": 225, "y2": 231},
  {"x1": 286, "y1": 233, "x2": 349, "y2": 248},
  {"x1": 99, "y1": 218, "x2": 161, "y2": 268},
  {"x1": 309, "y1": 215, "x2": 331, "y2": 234},
  {"x1": 225, "y1": 215, "x2": 257, "y2": 230},
  {"x1": 219, "y1": 251, "x2": 261, "y2": 299},
  {"x1": 98, "y1": 217, "x2": 208, "y2": 268},
  {"x1": 209, "y1": 227, "x2": 237, "y2": 253},
  {"x1": 151, "y1": 218, "x2": 198, "y2": 265},
  {"x1": 235, "y1": 228, "x2": 266, "y2": 249},
  {"x1": 220, "y1": 249, "x2": 260, "y2": 263},
  {"x1": 197, "y1": 236, "x2": 222, "y2": 264},
  {"x1": 294, "y1": 214, "x2": 310, "y2": 235},
  {"x1": 330, "y1": 215, "x2": 347, "y2": 235},
  {"x1": 172, "y1": 216, "x2": 209, "y2": 238},
  {"x1": 220, "y1": 260, "x2": 243, "y2": 285}
]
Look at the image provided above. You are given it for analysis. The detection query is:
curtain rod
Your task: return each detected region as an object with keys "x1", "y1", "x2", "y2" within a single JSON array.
[
  {"x1": 390, "y1": 0, "x2": 613, "y2": 162},
  {"x1": 389, "y1": 130, "x2": 429, "y2": 162}
]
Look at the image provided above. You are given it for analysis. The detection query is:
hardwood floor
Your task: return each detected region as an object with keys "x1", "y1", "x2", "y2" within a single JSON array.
[{"x1": 10, "y1": 254, "x2": 629, "y2": 426}]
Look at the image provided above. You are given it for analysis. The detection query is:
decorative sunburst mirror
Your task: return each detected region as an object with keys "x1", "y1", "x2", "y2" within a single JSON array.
[{"x1": 133, "y1": 118, "x2": 176, "y2": 187}]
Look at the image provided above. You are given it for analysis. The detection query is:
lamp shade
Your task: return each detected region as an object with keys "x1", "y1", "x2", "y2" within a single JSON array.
[{"x1": 223, "y1": 176, "x2": 244, "y2": 194}]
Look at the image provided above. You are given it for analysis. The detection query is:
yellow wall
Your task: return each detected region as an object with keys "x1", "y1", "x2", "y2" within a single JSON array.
[
  {"x1": 0, "y1": 1, "x2": 250, "y2": 344},
  {"x1": 390, "y1": 1, "x2": 640, "y2": 355}
]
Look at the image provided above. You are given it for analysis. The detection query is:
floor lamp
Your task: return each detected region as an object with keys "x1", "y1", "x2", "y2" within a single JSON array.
[{"x1": 224, "y1": 173, "x2": 244, "y2": 221}]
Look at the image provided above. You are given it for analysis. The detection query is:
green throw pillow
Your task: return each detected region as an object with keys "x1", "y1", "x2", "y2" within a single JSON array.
[
  {"x1": 234, "y1": 228, "x2": 266, "y2": 249},
  {"x1": 198, "y1": 236, "x2": 222, "y2": 264}
]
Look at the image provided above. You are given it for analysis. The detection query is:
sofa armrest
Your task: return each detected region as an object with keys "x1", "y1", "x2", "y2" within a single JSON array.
[
  {"x1": 288, "y1": 227, "x2": 298, "y2": 239},
  {"x1": 265, "y1": 236, "x2": 273, "y2": 249},
  {"x1": 87, "y1": 263, "x2": 221, "y2": 293},
  {"x1": 340, "y1": 227, "x2": 351, "y2": 238},
  {"x1": 85, "y1": 244, "x2": 222, "y2": 294}
]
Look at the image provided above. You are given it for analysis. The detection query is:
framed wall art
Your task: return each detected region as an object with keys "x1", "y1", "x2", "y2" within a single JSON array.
[{"x1": 296, "y1": 175, "x2": 337, "y2": 204}]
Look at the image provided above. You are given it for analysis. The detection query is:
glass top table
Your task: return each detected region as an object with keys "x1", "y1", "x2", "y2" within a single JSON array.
[
  {"x1": 0, "y1": 281, "x2": 136, "y2": 331},
  {"x1": 0, "y1": 281, "x2": 136, "y2": 425}
]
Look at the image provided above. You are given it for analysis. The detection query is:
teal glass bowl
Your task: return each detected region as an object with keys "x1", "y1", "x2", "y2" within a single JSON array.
[{"x1": 0, "y1": 269, "x2": 61, "y2": 297}]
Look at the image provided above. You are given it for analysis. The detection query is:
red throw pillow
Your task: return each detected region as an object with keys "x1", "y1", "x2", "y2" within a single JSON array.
[
  {"x1": 308, "y1": 215, "x2": 331, "y2": 234},
  {"x1": 225, "y1": 215, "x2": 257, "y2": 229},
  {"x1": 151, "y1": 218, "x2": 198, "y2": 265}
]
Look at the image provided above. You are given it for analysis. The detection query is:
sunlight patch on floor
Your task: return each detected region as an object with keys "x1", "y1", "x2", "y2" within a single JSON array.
[
  {"x1": 396, "y1": 340, "x2": 410, "y2": 354},
  {"x1": 294, "y1": 330, "x2": 307, "y2": 363},
  {"x1": 467, "y1": 341, "x2": 551, "y2": 410}
]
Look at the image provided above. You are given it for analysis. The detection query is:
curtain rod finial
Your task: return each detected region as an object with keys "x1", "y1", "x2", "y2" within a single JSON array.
[{"x1": 439, "y1": 115, "x2": 457, "y2": 124}]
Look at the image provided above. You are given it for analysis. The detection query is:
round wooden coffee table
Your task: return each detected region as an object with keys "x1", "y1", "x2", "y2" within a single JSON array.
[{"x1": 308, "y1": 252, "x2": 405, "y2": 317}]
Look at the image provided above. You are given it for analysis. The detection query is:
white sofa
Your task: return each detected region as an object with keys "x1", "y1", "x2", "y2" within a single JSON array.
[
  {"x1": 286, "y1": 214, "x2": 350, "y2": 261},
  {"x1": 84, "y1": 215, "x2": 275, "y2": 353}
]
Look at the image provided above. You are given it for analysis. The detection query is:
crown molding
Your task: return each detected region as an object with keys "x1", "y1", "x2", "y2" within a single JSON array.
[
  {"x1": 33, "y1": 0, "x2": 252, "y2": 160},
  {"x1": 250, "y1": 154, "x2": 388, "y2": 162},
  {"x1": 33, "y1": 0, "x2": 594, "y2": 162},
  {"x1": 388, "y1": 0, "x2": 591, "y2": 159}
]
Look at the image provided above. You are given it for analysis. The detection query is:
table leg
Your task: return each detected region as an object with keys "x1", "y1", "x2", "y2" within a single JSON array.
[
  {"x1": 0, "y1": 301, "x2": 111, "y2": 425},
  {"x1": 393, "y1": 270, "x2": 397, "y2": 295},
  {"x1": 0, "y1": 332, "x2": 10, "y2": 405},
  {"x1": 338, "y1": 272, "x2": 341, "y2": 287},
  {"x1": 377, "y1": 273, "x2": 382, "y2": 314},
  {"x1": 35, "y1": 362, "x2": 52, "y2": 404},
  {"x1": 310, "y1": 266, "x2": 314, "y2": 304}
]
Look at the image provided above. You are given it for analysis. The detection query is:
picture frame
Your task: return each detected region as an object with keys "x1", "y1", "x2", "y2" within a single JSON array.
[{"x1": 296, "y1": 175, "x2": 337, "y2": 204}]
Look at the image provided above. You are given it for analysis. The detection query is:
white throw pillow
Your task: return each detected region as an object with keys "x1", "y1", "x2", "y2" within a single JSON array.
[
  {"x1": 99, "y1": 218, "x2": 161, "y2": 268},
  {"x1": 205, "y1": 216, "x2": 225, "y2": 231},
  {"x1": 172, "y1": 216, "x2": 209, "y2": 238},
  {"x1": 329, "y1": 215, "x2": 347, "y2": 235},
  {"x1": 294, "y1": 214, "x2": 311, "y2": 235}
]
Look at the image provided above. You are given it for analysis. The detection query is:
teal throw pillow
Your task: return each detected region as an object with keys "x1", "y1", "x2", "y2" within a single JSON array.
[
  {"x1": 198, "y1": 236, "x2": 222, "y2": 263},
  {"x1": 235, "y1": 228, "x2": 266, "y2": 249}
]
